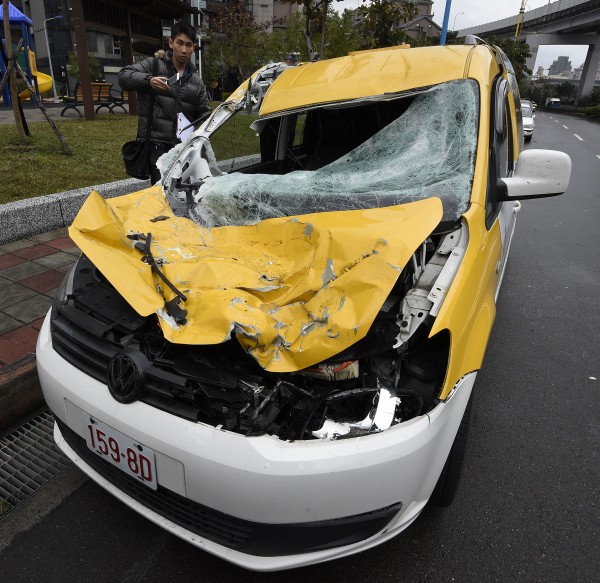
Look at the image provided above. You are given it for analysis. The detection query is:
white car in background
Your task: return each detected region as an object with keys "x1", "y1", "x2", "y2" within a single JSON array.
[{"x1": 521, "y1": 100, "x2": 535, "y2": 142}]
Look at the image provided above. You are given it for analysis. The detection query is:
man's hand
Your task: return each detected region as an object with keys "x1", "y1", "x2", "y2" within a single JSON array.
[{"x1": 149, "y1": 76, "x2": 170, "y2": 91}]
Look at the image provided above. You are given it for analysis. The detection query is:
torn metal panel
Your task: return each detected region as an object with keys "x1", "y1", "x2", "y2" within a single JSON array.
[
  {"x1": 69, "y1": 190, "x2": 443, "y2": 373},
  {"x1": 181, "y1": 80, "x2": 478, "y2": 227},
  {"x1": 394, "y1": 224, "x2": 468, "y2": 349}
]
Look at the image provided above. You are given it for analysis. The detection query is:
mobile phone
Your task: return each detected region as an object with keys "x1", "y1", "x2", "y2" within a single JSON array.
[{"x1": 167, "y1": 73, "x2": 179, "y2": 86}]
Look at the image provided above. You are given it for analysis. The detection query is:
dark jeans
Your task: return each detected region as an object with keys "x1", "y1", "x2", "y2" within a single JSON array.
[{"x1": 150, "y1": 141, "x2": 173, "y2": 185}]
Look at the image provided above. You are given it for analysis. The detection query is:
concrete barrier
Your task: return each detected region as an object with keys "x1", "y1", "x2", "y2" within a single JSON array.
[{"x1": 0, "y1": 154, "x2": 260, "y2": 245}]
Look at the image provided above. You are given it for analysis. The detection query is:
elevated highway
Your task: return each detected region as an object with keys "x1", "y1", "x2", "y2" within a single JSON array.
[{"x1": 459, "y1": 0, "x2": 600, "y2": 100}]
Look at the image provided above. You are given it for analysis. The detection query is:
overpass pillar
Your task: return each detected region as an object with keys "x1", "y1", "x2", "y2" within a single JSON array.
[
  {"x1": 576, "y1": 40, "x2": 600, "y2": 104},
  {"x1": 525, "y1": 34, "x2": 540, "y2": 77}
]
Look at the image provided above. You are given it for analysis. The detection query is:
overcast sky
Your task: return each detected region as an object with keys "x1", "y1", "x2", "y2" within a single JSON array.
[{"x1": 336, "y1": 0, "x2": 589, "y2": 71}]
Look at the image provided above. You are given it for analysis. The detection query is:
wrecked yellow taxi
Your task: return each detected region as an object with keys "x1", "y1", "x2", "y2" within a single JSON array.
[{"x1": 37, "y1": 40, "x2": 571, "y2": 570}]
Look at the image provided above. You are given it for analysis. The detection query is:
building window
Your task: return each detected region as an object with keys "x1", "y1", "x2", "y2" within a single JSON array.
[
  {"x1": 103, "y1": 34, "x2": 121, "y2": 55},
  {"x1": 87, "y1": 31, "x2": 98, "y2": 52},
  {"x1": 112, "y1": 35, "x2": 122, "y2": 55}
]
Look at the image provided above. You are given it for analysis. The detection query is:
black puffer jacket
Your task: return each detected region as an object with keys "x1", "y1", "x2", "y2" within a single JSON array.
[{"x1": 118, "y1": 52, "x2": 211, "y2": 145}]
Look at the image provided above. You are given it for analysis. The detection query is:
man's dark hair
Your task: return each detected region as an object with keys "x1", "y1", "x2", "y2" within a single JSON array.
[{"x1": 171, "y1": 22, "x2": 197, "y2": 43}]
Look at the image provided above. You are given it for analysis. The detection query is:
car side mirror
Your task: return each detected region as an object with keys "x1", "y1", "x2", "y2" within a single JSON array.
[{"x1": 498, "y1": 149, "x2": 571, "y2": 200}]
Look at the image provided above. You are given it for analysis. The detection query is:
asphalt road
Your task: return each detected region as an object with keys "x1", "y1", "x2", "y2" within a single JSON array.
[{"x1": 0, "y1": 111, "x2": 599, "y2": 582}]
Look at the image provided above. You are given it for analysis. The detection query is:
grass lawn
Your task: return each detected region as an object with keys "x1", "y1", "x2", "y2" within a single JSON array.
[{"x1": 0, "y1": 106, "x2": 260, "y2": 205}]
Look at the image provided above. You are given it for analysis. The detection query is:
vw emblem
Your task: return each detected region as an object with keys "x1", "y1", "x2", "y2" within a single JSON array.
[{"x1": 107, "y1": 352, "x2": 144, "y2": 404}]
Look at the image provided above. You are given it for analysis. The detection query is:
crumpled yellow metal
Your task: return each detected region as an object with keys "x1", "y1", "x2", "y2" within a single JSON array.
[{"x1": 69, "y1": 189, "x2": 442, "y2": 372}]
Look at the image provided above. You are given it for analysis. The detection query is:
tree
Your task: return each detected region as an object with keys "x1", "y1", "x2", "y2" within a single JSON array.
[
  {"x1": 410, "y1": 30, "x2": 460, "y2": 47},
  {"x1": 253, "y1": 9, "x2": 360, "y2": 65},
  {"x1": 2, "y1": 0, "x2": 26, "y2": 144},
  {"x1": 284, "y1": 0, "x2": 348, "y2": 60},
  {"x1": 555, "y1": 80, "x2": 577, "y2": 104},
  {"x1": 67, "y1": 51, "x2": 104, "y2": 82},
  {"x1": 358, "y1": 0, "x2": 418, "y2": 49},
  {"x1": 325, "y1": 9, "x2": 362, "y2": 58},
  {"x1": 527, "y1": 77, "x2": 552, "y2": 105},
  {"x1": 481, "y1": 36, "x2": 532, "y2": 90},
  {"x1": 204, "y1": 2, "x2": 272, "y2": 81}
]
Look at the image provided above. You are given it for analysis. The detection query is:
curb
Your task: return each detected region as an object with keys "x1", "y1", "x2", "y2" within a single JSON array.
[
  {"x1": 0, "y1": 357, "x2": 43, "y2": 432},
  {"x1": 0, "y1": 154, "x2": 260, "y2": 246},
  {"x1": 0, "y1": 178, "x2": 150, "y2": 246}
]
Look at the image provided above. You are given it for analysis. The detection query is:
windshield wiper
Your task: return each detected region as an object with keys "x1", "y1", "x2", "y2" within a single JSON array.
[{"x1": 131, "y1": 232, "x2": 188, "y2": 325}]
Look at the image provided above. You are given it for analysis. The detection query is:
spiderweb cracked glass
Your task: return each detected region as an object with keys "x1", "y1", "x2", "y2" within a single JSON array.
[{"x1": 190, "y1": 79, "x2": 479, "y2": 227}]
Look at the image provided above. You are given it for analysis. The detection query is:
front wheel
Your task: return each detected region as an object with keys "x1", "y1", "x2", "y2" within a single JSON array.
[
  {"x1": 429, "y1": 394, "x2": 473, "y2": 507},
  {"x1": 525, "y1": 135, "x2": 532, "y2": 143}
]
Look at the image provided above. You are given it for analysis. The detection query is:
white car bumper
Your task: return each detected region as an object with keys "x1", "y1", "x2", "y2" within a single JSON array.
[{"x1": 37, "y1": 311, "x2": 475, "y2": 570}]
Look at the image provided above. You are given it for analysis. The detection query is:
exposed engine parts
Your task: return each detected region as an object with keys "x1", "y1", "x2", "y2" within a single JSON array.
[{"x1": 51, "y1": 224, "x2": 467, "y2": 442}]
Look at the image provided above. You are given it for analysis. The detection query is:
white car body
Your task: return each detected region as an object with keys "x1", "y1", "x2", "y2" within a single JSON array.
[{"x1": 38, "y1": 319, "x2": 474, "y2": 570}]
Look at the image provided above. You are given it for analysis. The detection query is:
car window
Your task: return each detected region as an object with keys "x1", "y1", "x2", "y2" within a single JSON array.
[
  {"x1": 293, "y1": 112, "x2": 307, "y2": 147},
  {"x1": 194, "y1": 80, "x2": 480, "y2": 227},
  {"x1": 522, "y1": 104, "x2": 532, "y2": 117},
  {"x1": 209, "y1": 111, "x2": 261, "y2": 162}
]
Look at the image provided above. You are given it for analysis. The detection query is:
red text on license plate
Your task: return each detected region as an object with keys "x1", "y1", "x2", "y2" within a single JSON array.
[{"x1": 82, "y1": 414, "x2": 158, "y2": 490}]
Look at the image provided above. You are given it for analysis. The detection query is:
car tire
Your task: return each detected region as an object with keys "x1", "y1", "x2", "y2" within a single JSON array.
[
  {"x1": 525, "y1": 135, "x2": 532, "y2": 142},
  {"x1": 429, "y1": 393, "x2": 473, "y2": 507}
]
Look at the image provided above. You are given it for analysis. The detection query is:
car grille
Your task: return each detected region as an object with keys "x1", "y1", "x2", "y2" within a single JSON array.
[
  {"x1": 51, "y1": 300, "x2": 206, "y2": 423},
  {"x1": 56, "y1": 418, "x2": 255, "y2": 550},
  {"x1": 51, "y1": 304, "x2": 119, "y2": 383}
]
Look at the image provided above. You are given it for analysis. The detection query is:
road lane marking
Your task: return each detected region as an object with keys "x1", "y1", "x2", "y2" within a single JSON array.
[
  {"x1": 597, "y1": 155, "x2": 600, "y2": 161},
  {"x1": 563, "y1": 125, "x2": 569, "y2": 129},
  {"x1": 574, "y1": 134, "x2": 583, "y2": 141},
  {"x1": 555, "y1": 119, "x2": 559, "y2": 123}
]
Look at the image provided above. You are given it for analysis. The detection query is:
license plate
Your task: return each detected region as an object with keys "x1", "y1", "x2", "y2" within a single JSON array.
[{"x1": 82, "y1": 413, "x2": 158, "y2": 490}]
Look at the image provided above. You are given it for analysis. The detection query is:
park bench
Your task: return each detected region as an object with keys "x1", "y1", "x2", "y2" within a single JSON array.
[
  {"x1": 108, "y1": 88, "x2": 129, "y2": 113},
  {"x1": 61, "y1": 82, "x2": 114, "y2": 116}
]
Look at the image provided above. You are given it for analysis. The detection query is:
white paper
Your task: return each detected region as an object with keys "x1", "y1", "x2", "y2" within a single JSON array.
[{"x1": 177, "y1": 112, "x2": 194, "y2": 142}]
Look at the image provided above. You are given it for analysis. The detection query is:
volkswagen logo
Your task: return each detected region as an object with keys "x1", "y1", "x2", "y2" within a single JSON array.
[{"x1": 107, "y1": 351, "x2": 145, "y2": 404}]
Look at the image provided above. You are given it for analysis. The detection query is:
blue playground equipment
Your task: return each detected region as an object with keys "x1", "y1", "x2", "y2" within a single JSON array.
[{"x1": 0, "y1": 2, "x2": 40, "y2": 106}]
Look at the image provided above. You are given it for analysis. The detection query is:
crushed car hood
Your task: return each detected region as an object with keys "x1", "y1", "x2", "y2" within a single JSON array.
[{"x1": 69, "y1": 189, "x2": 443, "y2": 372}]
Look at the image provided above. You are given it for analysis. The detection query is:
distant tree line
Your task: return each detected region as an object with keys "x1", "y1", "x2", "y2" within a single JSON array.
[{"x1": 202, "y1": 0, "x2": 536, "y2": 96}]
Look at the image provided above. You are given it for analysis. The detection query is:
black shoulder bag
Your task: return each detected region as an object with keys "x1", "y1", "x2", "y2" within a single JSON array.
[{"x1": 122, "y1": 59, "x2": 159, "y2": 180}]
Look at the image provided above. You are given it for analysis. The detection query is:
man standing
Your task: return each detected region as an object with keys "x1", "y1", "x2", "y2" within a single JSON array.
[{"x1": 119, "y1": 22, "x2": 211, "y2": 184}]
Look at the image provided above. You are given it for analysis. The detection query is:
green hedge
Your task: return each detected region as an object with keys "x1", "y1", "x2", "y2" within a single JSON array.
[{"x1": 585, "y1": 106, "x2": 600, "y2": 118}]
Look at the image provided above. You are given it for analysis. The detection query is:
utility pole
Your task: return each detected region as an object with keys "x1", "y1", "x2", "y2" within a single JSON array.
[
  {"x1": 2, "y1": 0, "x2": 26, "y2": 143},
  {"x1": 123, "y1": 6, "x2": 137, "y2": 116},
  {"x1": 515, "y1": 0, "x2": 527, "y2": 41},
  {"x1": 440, "y1": 0, "x2": 453, "y2": 46},
  {"x1": 71, "y1": 0, "x2": 95, "y2": 120}
]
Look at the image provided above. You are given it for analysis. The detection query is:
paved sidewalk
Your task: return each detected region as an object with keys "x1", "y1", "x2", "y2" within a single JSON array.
[
  {"x1": 0, "y1": 227, "x2": 77, "y2": 365},
  {"x1": 0, "y1": 102, "x2": 129, "y2": 125}
]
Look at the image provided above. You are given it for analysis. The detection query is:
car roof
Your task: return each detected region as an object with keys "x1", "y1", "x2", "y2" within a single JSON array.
[{"x1": 260, "y1": 45, "x2": 496, "y2": 116}]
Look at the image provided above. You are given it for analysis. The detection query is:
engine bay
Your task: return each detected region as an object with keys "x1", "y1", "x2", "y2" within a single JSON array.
[{"x1": 52, "y1": 222, "x2": 466, "y2": 441}]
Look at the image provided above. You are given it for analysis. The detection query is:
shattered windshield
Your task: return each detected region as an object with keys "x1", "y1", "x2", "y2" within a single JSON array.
[{"x1": 173, "y1": 79, "x2": 479, "y2": 227}]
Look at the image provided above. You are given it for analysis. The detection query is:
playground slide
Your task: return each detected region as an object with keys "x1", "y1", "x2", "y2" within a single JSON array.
[{"x1": 18, "y1": 72, "x2": 53, "y2": 101}]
